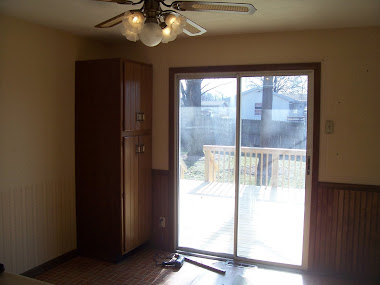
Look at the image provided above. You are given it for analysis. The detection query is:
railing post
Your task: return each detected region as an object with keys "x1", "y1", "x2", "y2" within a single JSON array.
[
  {"x1": 202, "y1": 145, "x2": 305, "y2": 189},
  {"x1": 203, "y1": 147, "x2": 210, "y2": 182},
  {"x1": 210, "y1": 152, "x2": 216, "y2": 182},
  {"x1": 271, "y1": 153, "x2": 279, "y2": 188},
  {"x1": 179, "y1": 157, "x2": 187, "y2": 179}
]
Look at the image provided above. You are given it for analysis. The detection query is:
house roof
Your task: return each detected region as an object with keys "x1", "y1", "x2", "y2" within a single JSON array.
[
  {"x1": 242, "y1": 88, "x2": 306, "y2": 102},
  {"x1": 202, "y1": 101, "x2": 228, "y2": 107}
]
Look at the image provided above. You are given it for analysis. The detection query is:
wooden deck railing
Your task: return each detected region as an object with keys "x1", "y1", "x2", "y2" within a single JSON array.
[{"x1": 203, "y1": 145, "x2": 306, "y2": 188}]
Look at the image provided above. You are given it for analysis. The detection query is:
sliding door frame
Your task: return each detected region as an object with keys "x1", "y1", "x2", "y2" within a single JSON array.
[{"x1": 169, "y1": 63, "x2": 321, "y2": 269}]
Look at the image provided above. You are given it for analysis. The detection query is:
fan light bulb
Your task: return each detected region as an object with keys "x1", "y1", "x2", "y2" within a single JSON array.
[
  {"x1": 161, "y1": 26, "x2": 177, "y2": 43},
  {"x1": 162, "y1": 26, "x2": 171, "y2": 36},
  {"x1": 165, "y1": 14, "x2": 177, "y2": 26},
  {"x1": 122, "y1": 11, "x2": 144, "y2": 34},
  {"x1": 164, "y1": 14, "x2": 186, "y2": 35},
  {"x1": 132, "y1": 16, "x2": 140, "y2": 23}
]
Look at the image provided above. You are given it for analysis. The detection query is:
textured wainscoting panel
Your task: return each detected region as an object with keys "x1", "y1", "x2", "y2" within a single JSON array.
[
  {"x1": 309, "y1": 183, "x2": 379, "y2": 280},
  {"x1": 151, "y1": 170, "x2": 171, "y2": 250},
  {"x1": 0, "y1": 177, "x2": 76, "y2": 274},
  {"x1": 151, "y1": 169, "x2": 380, "y2": 280}
]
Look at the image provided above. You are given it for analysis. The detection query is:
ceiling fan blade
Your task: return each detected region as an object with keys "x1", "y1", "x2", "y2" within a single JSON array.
[
  {"x1": 183, "y1": 18, "x2": 207, "y2": 36},
  {"x1": 171, "y1": 1, "x2": 256, "y2": 14},
  {"x1": 95, "y1": 0, "x2": 134, "y2": 4},
  {"x1": 95, "y1": 12, "x2": 125, "y2": 28}
]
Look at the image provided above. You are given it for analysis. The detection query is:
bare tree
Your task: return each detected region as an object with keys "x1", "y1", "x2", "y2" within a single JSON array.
[
  {"x1": 180, "y1": 79, "x2": 235, "y2": 156},
  {"x1": 181, "y1": 80, "x2": 202, "y2": 107},
  {"x1": 246, "y1": 75, "x2": 307, "y2": 94},
  {"x1": 180, "y1": 79, "x2": 207, "y2": 156},
  {"x1": 256, "y1": 76, "x2": 274, "y2": 185}
]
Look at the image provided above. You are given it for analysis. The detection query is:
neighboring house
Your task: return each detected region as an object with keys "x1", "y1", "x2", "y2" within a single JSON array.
[
  {"x1": 182, "y1": 88, "x2": 307, "y2": 122},
  {"x1": 239, "y1": 88, "x2": 307, "y2": 121},
  {"x1": 201, "y1": 100, "x2": 229, "y2": 118}
]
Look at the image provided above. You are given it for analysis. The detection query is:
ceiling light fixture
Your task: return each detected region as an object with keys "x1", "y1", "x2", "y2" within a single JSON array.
[
  {"x1": 95, "y1": 0, "x2": 256, "y2": 48},
  {"x1": 121, "y1": 10, "x2": 186, "y2": 47}
]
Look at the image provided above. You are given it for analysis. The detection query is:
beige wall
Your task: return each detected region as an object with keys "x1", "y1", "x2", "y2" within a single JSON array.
[
  {"x1": 0, "y1": 12, "x2": 379, "y2": 274},
  {"x1": 0, "y1": 14, "x2": 108, "y2": 273},
  {"x1": 110, "y1": 27, "x2": 380, "y2": 186}
]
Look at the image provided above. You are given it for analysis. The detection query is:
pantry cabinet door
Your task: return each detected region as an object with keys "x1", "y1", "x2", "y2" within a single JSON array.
[
  {"x1": 123, "y1": 136, "x2": 140, "y2": 253},
  {"x1": 138, "y1": 134, "x2": 152, "y2": 243},
  {"x1": 123, "y1": 61, "x2": 152, "y2": 132}
]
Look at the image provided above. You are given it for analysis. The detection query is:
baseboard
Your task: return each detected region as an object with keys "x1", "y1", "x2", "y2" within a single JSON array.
[{"x1": 21, "y1": 249, "x2": 78, "y2": 278}]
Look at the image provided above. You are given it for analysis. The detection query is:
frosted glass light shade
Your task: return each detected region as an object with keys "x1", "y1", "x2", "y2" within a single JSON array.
[
  {"x1": 120, "y1": 12, "x2": 187, "y2": 46},
  {"x1": 139, "y1": 22, "x2": 163, "y2": 47},
  {"x1": 165, "y1": 14, "x2": 177, "y2": 26},
  {"x1": 171, "y1": 15, "x2": 186, "y2": 34},
  {"x1": 161, "y1": 26, "x2": 177, "y2": 43},
  {"x1": 122, "y1": 11, "x2": 144, "y2": 34},
  {"x1": 164, "y1": 14, "x2": 186, "y2": 35},
  {"x1": 121, "y1": 29, "x2": 139, "y2": 42}
]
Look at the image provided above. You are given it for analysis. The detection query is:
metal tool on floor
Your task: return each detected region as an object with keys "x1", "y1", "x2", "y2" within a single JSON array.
[
  {"x1": 155, "y1": 252, "x2": 226, "y2": 274},
  {"x1": 160, "y1": 253, "x2": 185, "y2": 268},
  {"x1": 183, "y1": 256, "x2": 226, "y2": 275}
]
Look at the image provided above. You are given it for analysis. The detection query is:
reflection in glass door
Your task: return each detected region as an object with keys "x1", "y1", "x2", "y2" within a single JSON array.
[
  {"x1": 177, "y1": 78, "x2": 237, "y2": 255},
  {"x1": 176, "y1": 71, "x2": 313, "y2": 267},
  {"x1": 237, "y1": 75, "x2": 309, "y2": 265}
]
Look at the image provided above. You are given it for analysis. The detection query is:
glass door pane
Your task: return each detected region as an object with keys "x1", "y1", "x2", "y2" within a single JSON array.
[
  {"x1": 237, "y1": 75, "x2": 309, "y2": 265},
  {"x1": 177, "y1": 77, "x2": 237, "y2": 255}
]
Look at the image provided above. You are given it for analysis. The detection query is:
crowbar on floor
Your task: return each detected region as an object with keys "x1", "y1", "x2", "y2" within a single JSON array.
[{"x1": 184, "y1": 256, "x2": 226, "y2": 275}]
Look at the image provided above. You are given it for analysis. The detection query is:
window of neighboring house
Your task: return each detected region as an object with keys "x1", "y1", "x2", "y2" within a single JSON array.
[{"x1": 255, "y1": 103, "x2": 262, "y2": 115}]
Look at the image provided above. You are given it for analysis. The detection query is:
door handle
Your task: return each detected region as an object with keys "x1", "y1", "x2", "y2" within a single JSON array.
[{"x1": 307, "y1": 156, "x2": 311, "y2": 175}]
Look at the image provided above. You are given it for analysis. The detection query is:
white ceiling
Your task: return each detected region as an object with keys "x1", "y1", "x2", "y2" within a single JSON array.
[{"x1": 1, "y1": 0, "x2": 379, "y2": 43}]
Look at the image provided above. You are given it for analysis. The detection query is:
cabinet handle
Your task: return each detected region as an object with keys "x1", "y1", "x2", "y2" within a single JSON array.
[
  {"x1": 136, "y1": 112, "x2": 145, "y2": 122},
  {"x1": 135, "y1": 144, "x2": 145, "y2": 154}
]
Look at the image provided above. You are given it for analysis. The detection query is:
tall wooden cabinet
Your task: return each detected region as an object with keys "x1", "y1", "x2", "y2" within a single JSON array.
[{"x1": 75, "y1": 58, "x2": 152, "y2": 261}]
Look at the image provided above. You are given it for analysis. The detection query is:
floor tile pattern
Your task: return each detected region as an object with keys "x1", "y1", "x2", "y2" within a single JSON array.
[{"x1": 34, "y1": 246, "x2": 375, "y2": 285}]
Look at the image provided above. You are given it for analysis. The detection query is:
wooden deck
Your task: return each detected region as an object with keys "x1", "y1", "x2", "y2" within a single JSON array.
[{"x1": 178, "y1": 179, "x2": 305, "y2": 266}]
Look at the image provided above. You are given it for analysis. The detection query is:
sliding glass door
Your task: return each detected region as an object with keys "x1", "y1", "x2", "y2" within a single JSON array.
[
  {"x1": 237, "y1": 75, "x2": 311, "y2": 266},
  {"x1": 177, "y1": 77, "x2": 237, "y2": 255},
  {"x1": 175, "y1": 67, "x2": 315, "y2": 268}
]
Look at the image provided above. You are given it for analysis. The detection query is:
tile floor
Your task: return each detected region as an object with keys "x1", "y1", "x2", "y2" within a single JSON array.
[{"x1": 34, "y1": 246, "x2": 375, "y2": 285}]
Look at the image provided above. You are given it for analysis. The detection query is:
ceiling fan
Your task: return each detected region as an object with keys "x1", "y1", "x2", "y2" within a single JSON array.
[{"x1": 95, "y1": 0, "x2": 256, "y2": 47}]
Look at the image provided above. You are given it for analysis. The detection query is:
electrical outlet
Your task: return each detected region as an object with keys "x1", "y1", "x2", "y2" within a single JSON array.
[{"x1": 160, "y1": 217, "x2": 166, "y2": 228}]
